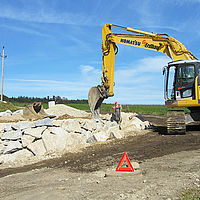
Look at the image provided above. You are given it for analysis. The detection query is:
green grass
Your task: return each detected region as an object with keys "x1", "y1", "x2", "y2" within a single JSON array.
[
  {"x1": 0, "y1": 101, "x2": 18, "y2": 112},
  {"x1": 66, "y1": 103, "x2": 190, "y2": 116},
  {"x1": 181, "y1": 188, "x2": 200, "y2": 200},
  {"x1": 3, "y1": 102, "x2": 190, "y2": 116}
]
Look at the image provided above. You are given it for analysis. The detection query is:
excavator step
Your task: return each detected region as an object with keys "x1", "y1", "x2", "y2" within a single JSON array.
[{"x1": 166, "y1": 110, "x2": 186, "y2": 134}]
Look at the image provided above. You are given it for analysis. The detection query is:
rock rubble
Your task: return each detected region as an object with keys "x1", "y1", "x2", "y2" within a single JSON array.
[{"x1": 0, "y1": 105, "x2": 150, "y2": 167}]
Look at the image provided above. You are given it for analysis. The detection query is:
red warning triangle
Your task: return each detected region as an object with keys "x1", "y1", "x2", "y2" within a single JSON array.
[{"x1": 116, "y1": 152, "x2": 134, "y2": 172}]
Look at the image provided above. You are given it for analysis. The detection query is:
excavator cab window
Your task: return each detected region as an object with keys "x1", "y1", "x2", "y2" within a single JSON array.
[
  {"x1": 177, "y1": 65, "x2": 194, "y2": 83},
  {"x1": 176, "y1": 64, "x2": 195, "y2": 99},
  {"x1": 166, "y1": 66, "x2": 176, "y2": 100},
  {"x1": 165, "y1": 63, "x2": 196, "y2": 100}
]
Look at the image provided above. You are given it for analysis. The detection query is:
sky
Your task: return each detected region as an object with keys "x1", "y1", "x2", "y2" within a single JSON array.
[{"x1": 0, "y1": 0, "x2": 200, "y2": 104}]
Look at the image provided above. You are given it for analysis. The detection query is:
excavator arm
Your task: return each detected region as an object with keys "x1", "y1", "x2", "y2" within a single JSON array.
[{"x1": 88, "y1": 23, "x2": 196, "y2": 119}]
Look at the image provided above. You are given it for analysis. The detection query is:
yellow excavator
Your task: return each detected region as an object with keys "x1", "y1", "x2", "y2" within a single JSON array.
[{"x1": 88, "y1": 23, "x2": 200, "y2": 134}]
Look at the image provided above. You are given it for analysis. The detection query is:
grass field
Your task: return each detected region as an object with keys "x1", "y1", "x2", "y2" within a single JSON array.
[
  {"x1": 66, "y1": 103, "x2": 190, "y2": 115},
  {"x1": 3, "y1": 102, "x2": 190, "y2": 116}
]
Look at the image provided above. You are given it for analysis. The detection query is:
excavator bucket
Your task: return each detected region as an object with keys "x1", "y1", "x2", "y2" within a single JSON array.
[
  {"x1": 88, "y1": 87, "x2": 104, "y2": 120},
  {"x1": 23, "y1": 102, "x2": 49, "y2": 120}
]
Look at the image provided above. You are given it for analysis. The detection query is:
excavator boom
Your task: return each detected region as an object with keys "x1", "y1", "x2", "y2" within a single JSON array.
[{"x1": 88, "y1": 23, "x2": 196, "y2": 119}]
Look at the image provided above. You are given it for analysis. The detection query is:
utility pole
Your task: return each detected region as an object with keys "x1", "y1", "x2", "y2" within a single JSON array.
[{"x1": 1, "y1": 47, "x2": 7, "y2": 102}]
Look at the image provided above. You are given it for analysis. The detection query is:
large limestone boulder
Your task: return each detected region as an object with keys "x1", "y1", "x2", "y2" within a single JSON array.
[
  {"x1": 0, "y1": 110, "x2": 12, "y2": 117},
  {"x1": 1, "y1": 130, "x2": 23, "y2": 140},
  {"x1": 107, "y1": 126, "x2": 123, "y2": 139},
  {"x1": 27, "y1": 140, "x2": 46, "y2": 156},
  {"x1": 12, "y1": 109, "x2": 23, "y2": 115},
  {"x1": 121, "y1": 112, "x2": 136, "y2": 122},
  {"x1": 93, "y1": 131, "x2": 109, "y2": 142},
  {"x1": 4, "y1": 123, "x2": 12, "y2": 132},
  {"x1": 12, "y1": 121, "x2": 35, "y2": 130},
  {"x1": 81, "y1": 129, "x2": 93, "y2": 140},
  {"x1": 121, "y1": 113, "x2": 150, "y2": 131},
  {"x1": 21, "y1": 134, "x2": 35, "y2": 147},
  {"x1": 62, "y1": 119, "x2": 81, "y2": 133},
  {"x1": 0, "y1": 149, "x2": 33, "y2": 164},
  {"x1": 52, "y1": 120, "x2": 64, "y2": 127},
  {"x1": 48, "y1": 127, "x2": 68, "y2": 135},
  {"x1": 23, "y1": 126, "x2": 47, "y2": 139},
  {"x1": 0, "y1": 123, "x2": 5, "y2": 132},
  {"x1": 3, "y1": 141, "x2": 22, "y2": 154},
  {"x1": 81, "y1": 119, "x2": 94, "y2": 132},
  {"x1": 42, "y1": 129, "x2": 67, "y2": 154},
  {"x1": 34, "y1": 118, "x2": 53, "y2": 127},
  {"x1": 0, "y1": 143, "x2": 5, "y2": 154},
  {"x1": 65, "y1": 133, "x2": 87, "y2": 152}
]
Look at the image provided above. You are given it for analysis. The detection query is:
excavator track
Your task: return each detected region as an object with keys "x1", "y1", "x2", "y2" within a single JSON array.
[{"x1": 166, "y1": 110, "x2": 186, "y2": 134}]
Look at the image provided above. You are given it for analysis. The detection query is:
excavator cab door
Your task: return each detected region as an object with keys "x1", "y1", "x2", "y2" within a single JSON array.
[{"x1": 175, "y1": 63, "x2": 195, "y2": 100}]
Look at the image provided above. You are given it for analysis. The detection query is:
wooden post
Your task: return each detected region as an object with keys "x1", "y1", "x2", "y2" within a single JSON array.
[{"x1": 1, "y1": 47, "x2": 5, "y2": 102}]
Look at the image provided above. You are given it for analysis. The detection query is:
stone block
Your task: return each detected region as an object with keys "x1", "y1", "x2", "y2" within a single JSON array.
[
  {"x1": 34, "y1": 118, "x2": 53, "y2": 127},
  {"x1": 81, "y1": 120, "x2": 94, "y2": 131},
  {"x1": 12, "y1": 110, "x2": 23, "y2": 115},
  {"x1": 21, "y1": 134, "x2": 35, "y2": 147},
  {"x1": 3, "y1": 141, "x2": 22, "y2": 154},
  {"x1": 101, "y1": 113, "x2": 111, "y2": 121},
  {"x1": 62, "y1": 119, "x2": 81, "y2": 133},
  {"x1": 1, "y1": 130, "x2": 23, "y2": 140},
  {"x1": 52, "y1": 120, "x2": 64, "y2": 127},
  {"x1": 65, "y1": 133, "x2": 87, "y2": 152},
  {"x1": 94, "y1": 131, "x2": 109, "y2": 142},
  {"x1": 0, "y1": 123, "x2": 5, "y2": 132},
  {"x1": 0, "y1": 149, "x2": 33, "y2": 163},
  {"x1": 48, "y1": 127, "x2": 68, "y2": 135},
  {"x1": 0, "y1": 110, "x2": 12, "y2": 117},
  {"x1": 108, "y1": 127, "x2": 123, "y2": 139},
  {"x1": 27, "y1": 140, "x2": 46, "y2": 156},
  {"x1": 42, "y1": 129, "x2": 67, "y2": 153},
  {"x1": 129, "y1": 117, "x2": 150, "y2": 130},
  {"x1": 82, "y1": 130, "x2": 93, "y2": 139},
  {"x1": 12, "y1": 121, "x2": 35, "y2": 130},
  {"x1": 86, "y1": 135, "x2": 97, "y2": 144},
  {"x1": 24, "y1": 126, "x2": 47, "y2": 139},
  {"x1": 0, "y1": 143, "x2": 5, "y2": 154},
  {"x1": 4, "y1": 123, "x2": 12, "y2": 132}
]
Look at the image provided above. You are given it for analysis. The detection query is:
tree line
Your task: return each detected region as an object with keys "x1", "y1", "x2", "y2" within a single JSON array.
[{"x1": 3, "y1": 95, "x2": 88, "y2": 104}]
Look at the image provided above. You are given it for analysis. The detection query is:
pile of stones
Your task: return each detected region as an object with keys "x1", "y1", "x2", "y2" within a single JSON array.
[{"x1": 0, "y1": 110, "x2": 150, "y2": 166}]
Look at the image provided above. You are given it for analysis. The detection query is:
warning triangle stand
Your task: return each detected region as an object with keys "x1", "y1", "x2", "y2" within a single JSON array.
[{"x1": 116, "y1": 152, "x2": 134, "y2": 172}]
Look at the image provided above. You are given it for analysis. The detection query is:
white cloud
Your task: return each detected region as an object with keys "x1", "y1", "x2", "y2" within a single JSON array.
[
  {"x1": 115, "y1": 56, "x2": 170, "y2": 84},
  {"x1": 80, "y1": 65, "x2": 96, "y2": 73},
  {"x1": 107, "y1": 56, "x2": 170, "y2": 104},
  {"x1": 0, "y1": 24, "x2": 52, "y2": 38},
  {"x1": 80, "y1": 65, "x2": 101, "y2": 84},
  {"x1": 0, "y1": 4, "x2": 93, "y2": 25}
]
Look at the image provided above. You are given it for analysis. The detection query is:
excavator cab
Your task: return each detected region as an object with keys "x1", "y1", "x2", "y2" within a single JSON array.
[
  {"x1": 164, "y1": 60, "x2": 200, "y2": 107},
  {"x1": 163, "y1": 60, "x2": 200, "y2": 134}
]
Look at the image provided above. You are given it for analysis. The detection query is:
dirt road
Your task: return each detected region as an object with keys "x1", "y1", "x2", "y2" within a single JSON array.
[{"x1": 0, "y1": 115, "x2": 199, "y2": 199}]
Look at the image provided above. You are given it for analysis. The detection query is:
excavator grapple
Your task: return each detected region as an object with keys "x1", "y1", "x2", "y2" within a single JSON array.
[{"x1": 88, "y1": 87, "x2": 104, "y2": 120}]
